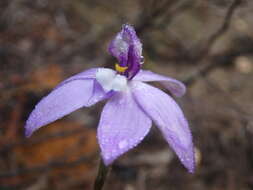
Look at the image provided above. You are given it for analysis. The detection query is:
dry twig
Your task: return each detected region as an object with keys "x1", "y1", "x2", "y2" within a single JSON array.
[{"x1": 182, "y1": 0, "x2": 242, "y2": 85}]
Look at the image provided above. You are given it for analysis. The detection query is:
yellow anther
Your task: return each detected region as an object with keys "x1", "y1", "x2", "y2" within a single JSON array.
[{"x1": 115, "y1": 64, "x2": 128, "y2": 73}]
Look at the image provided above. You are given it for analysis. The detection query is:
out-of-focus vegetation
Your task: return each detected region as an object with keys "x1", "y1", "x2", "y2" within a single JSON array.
[{"x1": 0, "y1": 0, "x2": 253, "y2": 189}]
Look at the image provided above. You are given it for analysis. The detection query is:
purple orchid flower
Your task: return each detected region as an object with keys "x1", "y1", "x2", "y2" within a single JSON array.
[{"x1": 25, "y1": 24, "x2": 195, "y2": 173}]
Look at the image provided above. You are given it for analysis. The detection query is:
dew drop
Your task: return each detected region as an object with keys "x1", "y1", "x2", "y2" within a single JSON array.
[
  {"x1": 118, "y1": 140, "x2": 128, "y2": 149},
  {"x1": 140, "y1": 56, "x2": 144, "y2": 64},
  {"x1": 104, "y1": 153, "x2": 111, "y2": 160},
  {"x1": 118, "y1": 99, "x2": 124, "y2": 105}
]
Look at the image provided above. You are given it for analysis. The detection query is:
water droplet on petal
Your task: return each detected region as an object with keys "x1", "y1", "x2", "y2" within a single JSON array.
[
  {"x1": 118, "y1": 140, "x2": 128, "y2": 149},
  {"x1": 104, "y1": 153, "x2": 111, "y2": 160},
  {"x1": 140, "y1": 56, "x2": 144, "y2": 64},
  {"x1": 118, "y1": 99, "x2": 124, "y2": 105}
]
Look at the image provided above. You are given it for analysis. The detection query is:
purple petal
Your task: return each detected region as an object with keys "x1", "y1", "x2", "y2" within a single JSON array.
[
  {"x1": 109, "y1": 24, "x2": 142, "y2": 67},
  {"x1": 97, "y1": 90, "x2": 152, "y2": 165},
  {"x1": 56, "y1": 68, "x2": 99, "y2": 89},
  {"x1": 87, "y1": 80, "x2": 114, "y2": 106},
  {"x1": 126, "y1": 45, "x2": 141, "y2": 79},
  {"x1": 25, "y1": 78, "x2": 106, "y2": 137},
  {"x1": 133, "y1": 70, "x2": 186, "y2": 97},
  {"x1": 132, "y1": 82, "x2": 194, "y2": 172}
]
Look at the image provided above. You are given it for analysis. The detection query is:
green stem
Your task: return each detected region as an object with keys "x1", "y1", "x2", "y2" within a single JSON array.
[{"x1": 94, "y1": 159, "x2": 110, "y2": 190}]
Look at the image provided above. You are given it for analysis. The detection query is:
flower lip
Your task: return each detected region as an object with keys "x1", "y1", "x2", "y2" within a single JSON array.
[
  {"x1": 95, "y1": 68, "x2": 128, "y2": 92},
  {"x1": 109, "y1": 24, "x2": 143, "y2": 80}
]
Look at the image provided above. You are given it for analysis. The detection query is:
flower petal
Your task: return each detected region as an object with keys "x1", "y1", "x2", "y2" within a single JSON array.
[
  {"x1": 97, "y1": 90, "x2": 152, "y2": 165},
  {"x1": 25, "y1": 78, "x2": 106, "y2": 137},
  {"x1": 109, "y1": 24, "x2": 142, "y2": 67},
  {"x1": 126, "y1": 45, "x2": 141, "y2": 79},
  {"x1": 133, "y1": 70, "x2": 186, "y2": 97},
  {"x1": 132, "y1": 82, "x2": 194, "y2": 172},
  {"x1": 86, "y1": 80, "x2": 112, "y2": 106},
  {"x1": 56, "y1": 68, "x2": 99, "y2": 89}
]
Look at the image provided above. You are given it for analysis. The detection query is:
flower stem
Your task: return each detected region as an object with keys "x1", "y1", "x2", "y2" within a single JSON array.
[{"x1": 94, "y1": 159, "x2": 110, "y2": 190}]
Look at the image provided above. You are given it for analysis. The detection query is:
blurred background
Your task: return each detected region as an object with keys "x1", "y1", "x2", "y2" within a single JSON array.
[{"x1": 0, "y1": 0, "x2": 253, "y2": 189}]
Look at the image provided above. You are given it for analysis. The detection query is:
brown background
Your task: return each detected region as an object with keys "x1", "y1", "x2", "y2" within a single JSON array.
[{"x1": 0, "y1": 0, "x2": 253, "y2": 189}]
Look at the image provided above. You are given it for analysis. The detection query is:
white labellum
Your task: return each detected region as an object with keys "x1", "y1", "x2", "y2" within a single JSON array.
[{"x1": 96, "y1": 68, "x2": 127, "y2": 92}]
